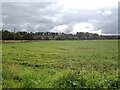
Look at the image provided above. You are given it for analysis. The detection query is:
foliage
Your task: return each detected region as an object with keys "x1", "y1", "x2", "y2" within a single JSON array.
[{"x1": 2, "y1": 30, "x2": 119, "y2": 40}]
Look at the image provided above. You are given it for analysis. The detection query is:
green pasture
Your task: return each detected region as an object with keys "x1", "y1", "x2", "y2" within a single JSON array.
[{"x1": 2, "y1": 40, "x2": 119, "y2": 88}]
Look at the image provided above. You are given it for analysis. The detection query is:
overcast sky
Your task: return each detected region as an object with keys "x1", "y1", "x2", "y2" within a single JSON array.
[{"x1": 1, "y1": 0, "x2": 119, "y2": 35}]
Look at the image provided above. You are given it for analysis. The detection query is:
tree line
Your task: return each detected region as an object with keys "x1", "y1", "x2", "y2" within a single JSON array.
[{"x1": 1, "y1": 30, "x2": 119, "y2": 40}]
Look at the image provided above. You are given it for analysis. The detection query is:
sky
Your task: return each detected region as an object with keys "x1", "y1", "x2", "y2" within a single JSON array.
[{"x1": 1, "y1": 0, "x2": 119, "y2": 35}]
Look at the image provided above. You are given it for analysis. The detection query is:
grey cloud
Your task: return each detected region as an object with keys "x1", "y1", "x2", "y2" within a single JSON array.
[
  {"x1": 64, "y1": 25, "x2": 74, "y2": 33},
  {"x1": 2, "y1": 2, "x2": 61, "y2": 31},
  {"x1": 2, "y1": 1, "x2": 118, "y2": 35},
  {"x1": 91, "y1": 8, "x2": 118, "y2": 34}
]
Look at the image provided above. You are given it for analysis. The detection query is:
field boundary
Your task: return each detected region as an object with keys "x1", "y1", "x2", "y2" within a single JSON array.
[
  {"x1": 1, "y1": 39, "x2": 119, "y2": 44},
  {"x1": 1, "y1": 40, "x2": 49, "y2": 43}
]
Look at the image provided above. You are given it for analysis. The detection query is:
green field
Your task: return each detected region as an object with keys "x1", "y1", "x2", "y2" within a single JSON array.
[{"x1": 2, "y1": 40, "x2": 119, "y2": 88}]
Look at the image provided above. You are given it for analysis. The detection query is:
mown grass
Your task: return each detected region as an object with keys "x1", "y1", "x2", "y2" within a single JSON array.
[{"x1": 2, "y1": 40, "x2": 119, "y2": 88}]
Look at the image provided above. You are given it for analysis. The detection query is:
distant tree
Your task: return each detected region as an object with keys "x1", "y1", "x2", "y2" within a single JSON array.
[
  {"x1": 0, "y1": 31, "x2": 2, "y2": 40},
  {"x1": 2, "y1": 30, "x2": 14, "y2": 40},
  {"x1": 22, "y1": 33, "x2": 34, "y2": 40},
  {"x1": 93, "y1": 33, "x2": 99, "y2": 39},
  {"x1": 118, "y1": 36, "x2": 120, "y2": 39},
  {"x1": 15, "y1": 32, "x2": 22, "y2": 40},
  {"x1": 55, "y1": 36, "x2": 61, "y2": 40},
  {"x1": 18, "y1": 31, "x2": 27, "y2": 35},
  {"x1": 43, "y1": 36, "x2": 50, "y2": 40},
  {"x1": 1, "y1": 30, "x2": 119, "y2": 40}
]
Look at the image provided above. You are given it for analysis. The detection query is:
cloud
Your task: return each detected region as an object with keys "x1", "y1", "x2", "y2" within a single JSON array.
[
  {"x1": 102, "y1": 10, "x2": 113, "y2": 15},
  {"x1": 2, "y1": 0, "x2": 118, "y2": 35}
]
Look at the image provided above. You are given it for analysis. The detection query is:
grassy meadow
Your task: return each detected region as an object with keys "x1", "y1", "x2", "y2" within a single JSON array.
[{"x1": 2, "y1": 40, "x2": 119, "y2": 88}]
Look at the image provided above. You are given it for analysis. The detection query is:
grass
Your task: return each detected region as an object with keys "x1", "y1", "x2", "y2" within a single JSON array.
[{"x1": 2, "y1": 40, "x2": 119, "y2": 88}]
